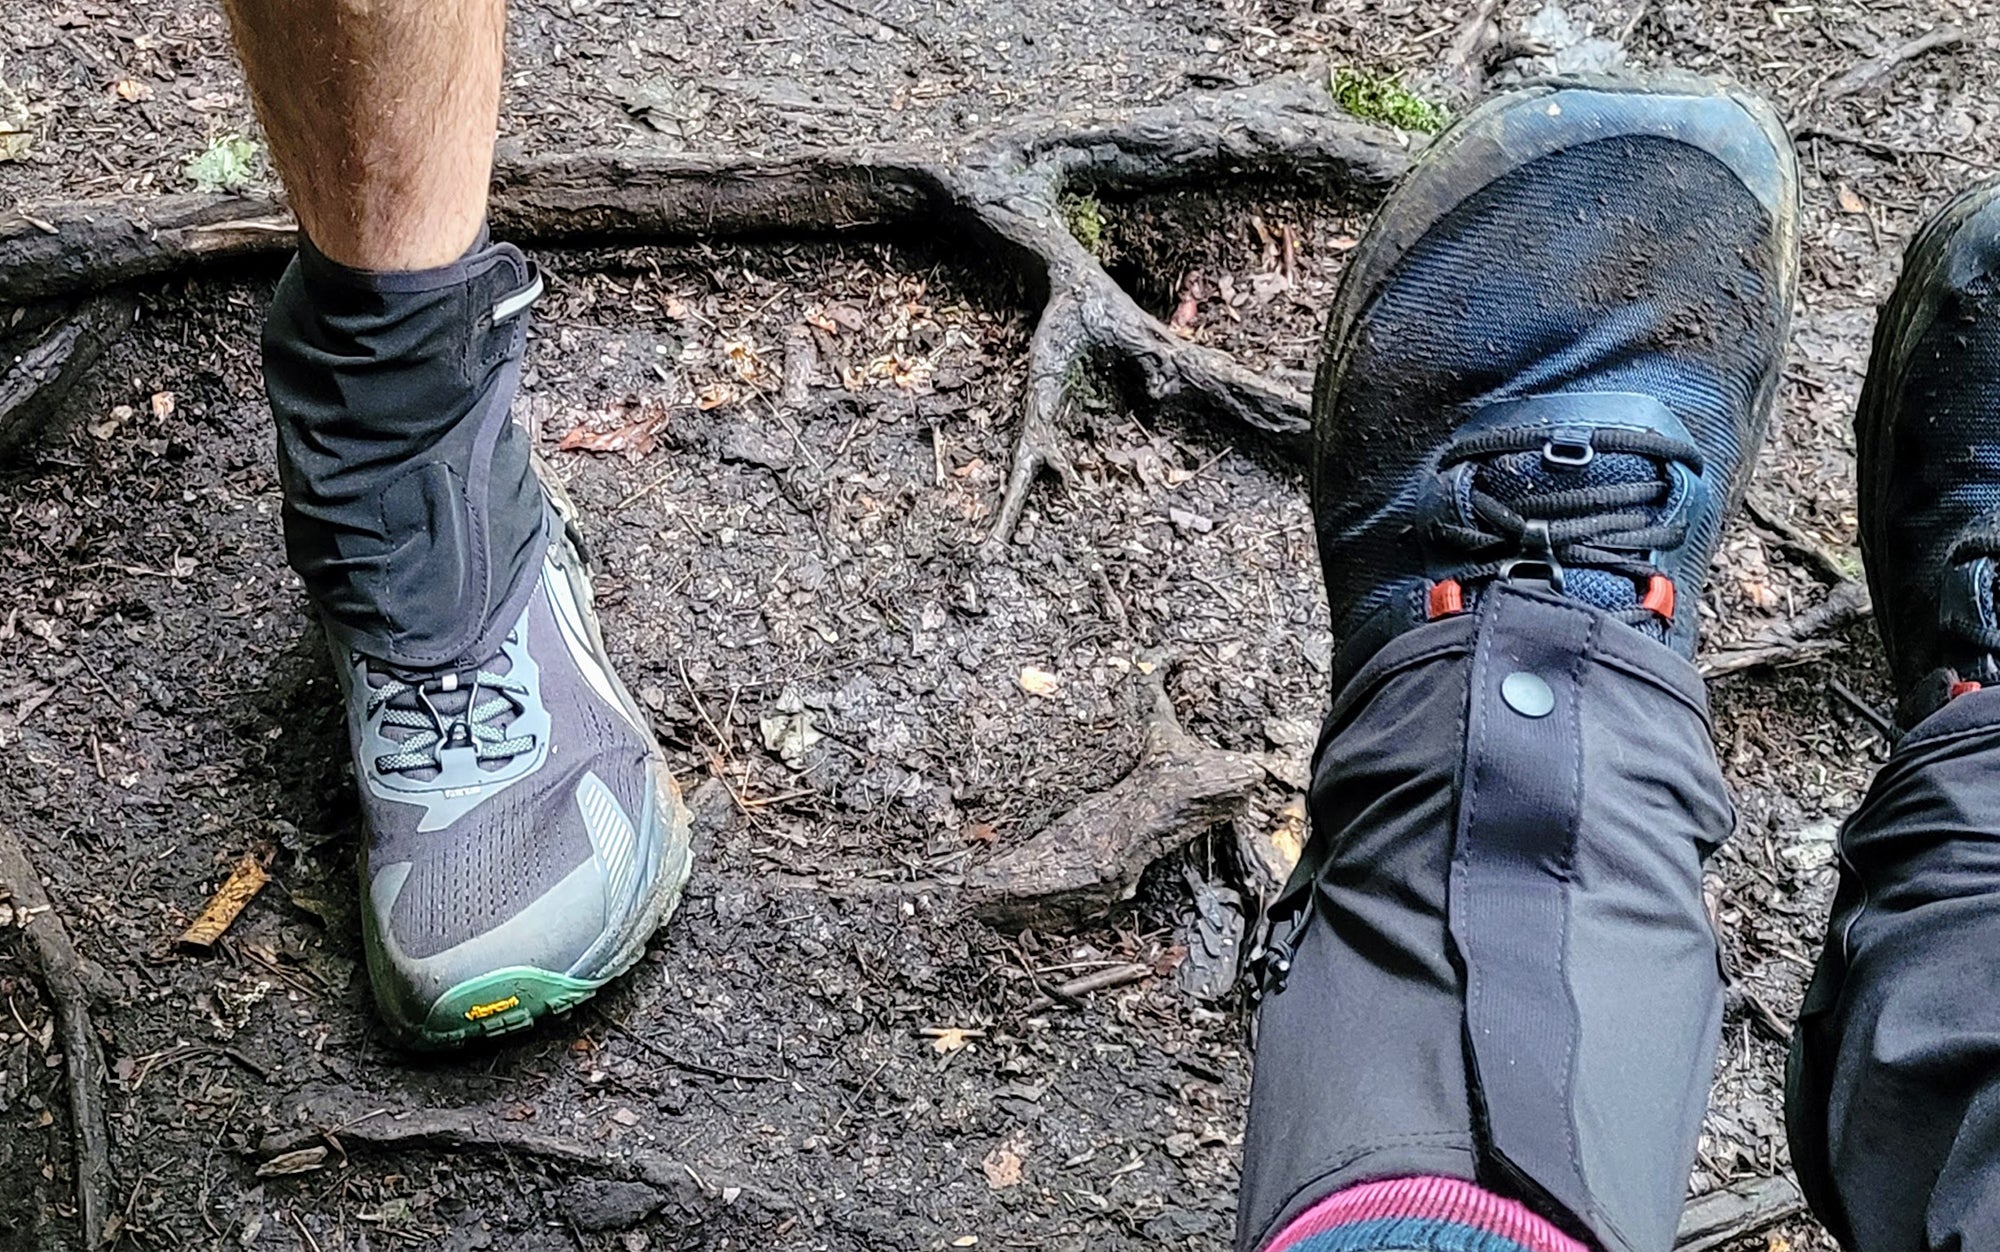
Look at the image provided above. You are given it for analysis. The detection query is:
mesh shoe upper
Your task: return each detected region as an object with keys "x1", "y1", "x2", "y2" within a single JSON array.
[
  {"x1": 1312, "y1": 94, "x2": 1798, "y2": 682},
  {"x1": 339, "y1": 520, "x2": 677, "y2": 1039},
  {"x1": 1857, "y1": 183, "x2": 2000, "y2": 726}
]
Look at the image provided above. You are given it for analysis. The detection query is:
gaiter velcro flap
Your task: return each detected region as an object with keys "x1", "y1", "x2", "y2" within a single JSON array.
[{"x1": 265, "y1": 231, "x2": 549, "y2": 669}]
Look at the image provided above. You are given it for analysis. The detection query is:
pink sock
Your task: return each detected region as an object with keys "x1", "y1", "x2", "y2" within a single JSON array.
[{"x1": 1263, "y1": 1177, "x2": 1589, "y2": 1252}]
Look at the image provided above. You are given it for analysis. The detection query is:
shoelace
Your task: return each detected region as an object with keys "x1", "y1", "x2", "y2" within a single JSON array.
[
  {"x1": 1430, "y1": 426, "x2": 1704, "y2": 628},
  {"x1": 363, "y1": 656, "x2": 536, "y2": 776},
  {"x1": 1944, "y1": 526, "x2": 2000, "y2": 660}
]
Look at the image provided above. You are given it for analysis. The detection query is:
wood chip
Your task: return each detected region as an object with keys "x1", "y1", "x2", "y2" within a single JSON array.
[{"x1": 178, "y1": 852, "x2": 269, "y2": 949}]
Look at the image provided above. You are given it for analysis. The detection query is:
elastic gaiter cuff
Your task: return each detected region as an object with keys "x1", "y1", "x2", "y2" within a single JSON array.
[{"x1": 264, "y1": 228, "x2": 549, "y2": 670}]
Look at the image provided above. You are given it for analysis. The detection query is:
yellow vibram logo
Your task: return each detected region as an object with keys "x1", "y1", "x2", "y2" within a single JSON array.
[{"x1": 465, "y1": 995, "x2": 521, "y2": 1021}]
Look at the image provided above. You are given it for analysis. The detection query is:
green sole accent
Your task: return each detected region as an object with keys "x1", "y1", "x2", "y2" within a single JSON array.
[{"x1": 412, "y1": 967, "x2": 607, "y2": 1049}]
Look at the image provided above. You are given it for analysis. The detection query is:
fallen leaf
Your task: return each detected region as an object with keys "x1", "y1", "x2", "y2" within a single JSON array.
[
  {"x1": 980, "y1": 1136, "x2": 1026, "y2": 1189},
  {"x1": 150, "y1": 390, "x2": 175, "y2": 420},
  {"x1": 964, "y1": 822, "x2": 998, "y2": 846},
  {"x1": 921, "y1": 1026, "x2": 984, "y2": 1053},
  {"x1": 696, "y1": 382, "x2": 738, "y2": 411},
  {"x1": 723, "y1": 339, "x2": 761, "y2": 382},
  {"x1": 1837, "y1": 185, "x2": 1867, "y2": 215},
  {"x1": 256, "y1": 1146, "x2": 328, "y2": 1177},
  {"x1": 558, "y1": 397, "x2": 670, "y2": 458},
  {"x1": 112, "y1": 77, "x2": 152, "y2": 102},
  {"x1": 88, "y1": 404, "x2": 134, "y2": 440},
  {"x1": 610, "y1": 1107, "x2": 641, "y2": 1127},
  {"x1": 1017, "y1": 667, "x2": 1060, "y2": 698},
  {"x1": 178, "y1": 852, "x2": 270, "y2": 950}
]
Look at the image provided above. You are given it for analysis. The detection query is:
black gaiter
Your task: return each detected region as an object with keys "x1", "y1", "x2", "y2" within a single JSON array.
[{"x1": 264, "y1": 229, "x2": 549, "y2": 670}]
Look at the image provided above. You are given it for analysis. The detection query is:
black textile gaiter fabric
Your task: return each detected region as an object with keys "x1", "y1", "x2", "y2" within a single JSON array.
[{"x1": 263, "y1": 228, "x2": 549, "y2": 671}]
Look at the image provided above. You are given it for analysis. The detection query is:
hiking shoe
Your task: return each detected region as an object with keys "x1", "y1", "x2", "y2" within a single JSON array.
[
  {"x1": 1311, "y1": 76, "x2": 1799, "y2": 684},
  {"x1": 1855, "y1": 181, "x2": 2000, "y2": 727},
  {"x1": 338, "y1": 479, "x2": 693, "y2": 1049}
]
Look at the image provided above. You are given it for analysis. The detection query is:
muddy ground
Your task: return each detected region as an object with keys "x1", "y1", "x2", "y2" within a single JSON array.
[{"x1": 2, "y1": 0, "x2": 1994, "y2": 1249}]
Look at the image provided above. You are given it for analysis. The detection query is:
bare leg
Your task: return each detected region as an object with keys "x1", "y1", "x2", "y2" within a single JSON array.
[{"x1": 220, "y1": 0, "x2": 504, "y2": 269}]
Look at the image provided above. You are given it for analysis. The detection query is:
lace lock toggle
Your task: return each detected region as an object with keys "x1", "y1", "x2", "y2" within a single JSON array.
[
  {"x1": 1543, "y1": 426, "x2": 1596, "y2": 468},
  {"x1": 1500, "y1": 518, "x2": 1566, "y2": 593}
]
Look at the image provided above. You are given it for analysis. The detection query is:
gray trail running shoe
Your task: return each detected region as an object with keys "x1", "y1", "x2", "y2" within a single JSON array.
[{"x1": 336, "y1": 482, "x2": 692, "y2": 1048}]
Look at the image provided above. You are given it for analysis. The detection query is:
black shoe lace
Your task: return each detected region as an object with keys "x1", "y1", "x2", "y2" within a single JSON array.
[
  {"x1": 1944, "y1": 525, "x2": 2000, "y2": 658},
  {"x1": 1429, "y1": 426, "x2": 1705, "y2": 627}
]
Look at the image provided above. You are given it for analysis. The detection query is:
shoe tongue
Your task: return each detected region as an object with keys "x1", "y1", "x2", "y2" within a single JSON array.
[{"x1": 1469, "y1": 447, "x2": 1672, "y2": 637}]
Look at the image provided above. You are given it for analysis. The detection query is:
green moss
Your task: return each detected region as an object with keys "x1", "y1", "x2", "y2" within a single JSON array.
[
  {"x1": 1329, "y1": 68, "x2": 1450, "y2": 134},
  {"x1": 1061, "y1": 194, "x2": 1107, "y2": 255}
]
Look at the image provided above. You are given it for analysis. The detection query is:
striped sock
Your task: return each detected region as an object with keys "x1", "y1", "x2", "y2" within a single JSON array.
[{"x1": 1262, "y1": 1177, "x2": 1590, "y2": 1252}]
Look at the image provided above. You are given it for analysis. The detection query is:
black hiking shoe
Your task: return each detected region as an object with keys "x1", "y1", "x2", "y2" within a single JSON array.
[
  {"x1": 1854, "y1": 181, "x2": 2000, "y2": 728},
  {"x1": 1311, "y1": 77, "x2": 1799, "y2": 687}
]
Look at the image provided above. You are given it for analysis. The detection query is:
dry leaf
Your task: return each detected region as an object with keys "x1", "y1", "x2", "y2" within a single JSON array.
[
  {"x1": 558, "y1": 397, "x2": 670, "y2": 458},
  {"x1": 256, "y1": 1146, "x2": 328, "y2": 1177},
  {"x1": 980, "y1": 1137, "x2": 1026, "y2": 1189},
  {"x1": 1017, "y1": 667, "x2": 1060, "y2": 698},
  {"x1": 112, "y1": 78, "x2": 152, "y2": 102},
  {"x1": 150, "y1": 390, "x2": 175, "y2": 419},
  {"x1": 1837, "y1": 185, "x2": 1867, "y2": 215},
  {"x1": 178, "y1": 852, "x2": 270, "y2": 949},
  {"x1": 724, "y1": 340, "x2": 759, "y2": 379},
  {"x1": 964, "y1": 822, "x2": 998, "y2": 846},
  {"x1": 696, "y1": 382, "x2": 738, "y2": 411},
  {"x1": 88, "y1": 404, "x2": 134, "y2": 440},
  {"x1": 921, "y1": 1026, "x2": 984, "y2": 1053}
]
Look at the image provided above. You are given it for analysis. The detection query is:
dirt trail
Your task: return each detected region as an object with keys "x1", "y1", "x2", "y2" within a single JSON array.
[{"x1": 2, "y1": 1, "x2": 1995, "y2": 1249}]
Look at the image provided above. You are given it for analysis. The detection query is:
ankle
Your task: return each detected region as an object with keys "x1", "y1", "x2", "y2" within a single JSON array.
[{"x1": 1264, "y1": 1177, "x2": 1588, "y2": 1252}]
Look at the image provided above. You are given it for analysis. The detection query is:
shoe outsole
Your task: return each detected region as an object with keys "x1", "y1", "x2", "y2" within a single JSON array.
[{"x1": 377, "y1": 460, "x2": 697, "y2": 1051}]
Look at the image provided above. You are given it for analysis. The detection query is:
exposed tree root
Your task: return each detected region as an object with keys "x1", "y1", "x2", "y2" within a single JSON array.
[
  {"x1": 260, "y1": 1095, "x2": 794, "y2": 1225},
  {"x1": 0, "y1": 823, "x2": 113, "y2": 1247},
  {"x1": 0, "y1": 294, "x2": 135, "y2": 453},
  {"x1": 1, "y1": 71, "x2": 1410, "y2": 543},
  {"x1": 1703, "y1": 580, "x2": 1874, "y2": 679},
  {"x1": 1674, "y1": 1175, "x2": 1804, "y2": 1252},
  {"x1": 1705, "y1": 501, "x2": 1874, "y2": 679},
  {"x1": 965, "y1": 660, "x2": 1266, "y2": 931}
]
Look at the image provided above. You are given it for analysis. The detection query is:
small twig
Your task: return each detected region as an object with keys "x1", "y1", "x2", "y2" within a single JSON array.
[
  {"x1": 0, "y1": 824, "x2": 112, "y2": 1247},
  {"x1": 1745, "y1": 495, "x2": 1855, "y2": 587},
  {"x1": 1795, "y1": 124, "x2": 1994, "y2": 171},
  {"x1": 1820, "y1": 25, "x2": 1963, "y2": 106},
  {"x1": 1829, "y1": 678, "x2": 1899, "y2": 745},
  {"x1": 1439, "y1": 0, "x2": 1504, "y2": 102},
  {"x1": 599, "y1": 1018, "x2": 784, "y2": 1084},
  {"x1": 1054, "y1": 962, "x2": 1152, "y2": 998},
  {"x1": 1619, "y1": 0, "x2": 1651, "y2": 45},
  {"x1": 810, "y1": 0, "x2": 948, "y2": 59}
]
